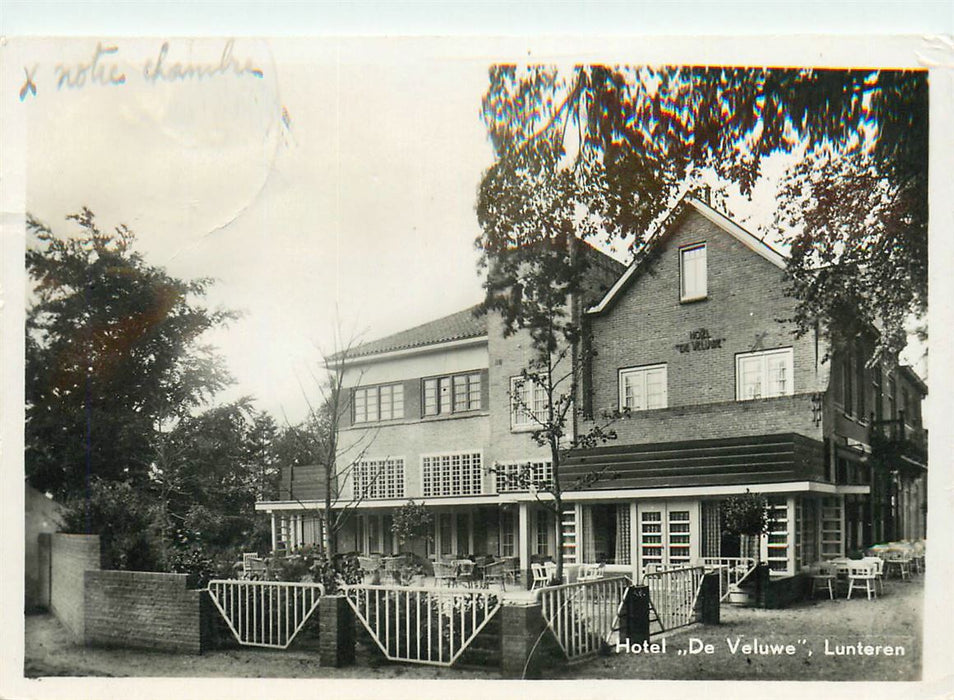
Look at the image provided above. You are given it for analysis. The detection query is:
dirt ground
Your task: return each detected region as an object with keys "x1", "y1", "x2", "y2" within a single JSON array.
[
  {"x1": 22, "y1": 576, "x2": 921, "y2": 682},
  {"x1": 552, "y1": 575, "x2": 923, "y2": 681}
]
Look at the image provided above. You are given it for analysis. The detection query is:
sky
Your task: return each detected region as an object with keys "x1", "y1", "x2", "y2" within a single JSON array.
[
  {"x1": 20, "y1": 38, "x2": 498, "y2": 423},
  {"x1": 13, "y1": 36, "x2": 933, "y2": 425}
]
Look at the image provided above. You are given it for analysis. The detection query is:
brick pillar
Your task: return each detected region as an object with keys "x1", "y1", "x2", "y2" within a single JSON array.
[
  {"x1": 700, "y1": 572, "x2": 721, "y2": 625},
  {"x1": 319, "y1": 595, "x2": 355, "y2": 667},
  {"x1": 500, "y1": 602, "x2": 553, "y2": 679},
  {"x1": 619, "y1": 585, "x2": 650, "y2": 644}
]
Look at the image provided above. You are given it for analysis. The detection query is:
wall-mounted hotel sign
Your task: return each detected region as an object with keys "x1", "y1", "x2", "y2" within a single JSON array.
[{"x1": 675, "y1": 328, "x2": 725, "y2": 354}]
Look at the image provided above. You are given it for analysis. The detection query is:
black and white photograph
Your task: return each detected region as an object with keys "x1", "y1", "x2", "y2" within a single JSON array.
[{"x1": 1, "y1": 5, "x2": 951, "y2": 699}]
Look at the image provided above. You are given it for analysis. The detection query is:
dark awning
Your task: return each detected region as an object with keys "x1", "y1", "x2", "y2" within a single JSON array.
[{"x1": 562, "y1": 433, "x2": 826, "y2": 491}]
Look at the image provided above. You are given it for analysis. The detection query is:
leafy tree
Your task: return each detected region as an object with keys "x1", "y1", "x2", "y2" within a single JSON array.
[
  {"x1": 391, "y1": 500, "x2": 433, "y2": 549},
  {"x1": 477, "y1": 65, "x2": 927, "y2": 364},
  {"x1": 154, "y1": 400, "x2": 271, "y2": 557},
  {"x1": 59, "y1": 478, "x2": 163, "y2": 571},
  {"x1": 26, "y1": 209, "x2": 236, "y2": 500},
  {"x1": 722, "y1": 491, "x2": 770, "y2": 565},
  {"x1": 482, "y1": 238, "x2": 621, "y2": 583}
]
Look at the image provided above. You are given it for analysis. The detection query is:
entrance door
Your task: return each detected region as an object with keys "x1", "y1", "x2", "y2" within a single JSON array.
[{"x1": 637, "y1": 501, "x2": 699, "y2": 572}]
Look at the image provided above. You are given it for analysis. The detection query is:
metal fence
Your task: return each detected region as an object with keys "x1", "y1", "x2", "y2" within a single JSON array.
[
  {"x1": 206, "y1": 579, "x2": 324, "y2": 649},
  {"x1": 342, "y1": 583, "x2": 501, "y2": 666},
  {"x1": 535, "y1": 576, "x2": 630, "y2": 661},
  {"x1": 699, "y1": 557, "x2": 756, "y2": 601},
  {"x1": 642, "y1": 565, "x2": 705, "y2": 633}
]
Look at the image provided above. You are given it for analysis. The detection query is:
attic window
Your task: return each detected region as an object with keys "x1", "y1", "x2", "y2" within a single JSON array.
[{"x1": 680, "y1": 243, "x2": 707, "y2": 301}]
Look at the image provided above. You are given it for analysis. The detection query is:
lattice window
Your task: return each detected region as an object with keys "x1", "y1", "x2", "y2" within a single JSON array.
[
  {"x1": 495, "y1": 460, "x2": 552, "y2": 493},
  {"x1": 422, "y1": 452, "x2": 483, "y2": 497},
  {"x1": 352, "y1": 458, "x2": 405, "y2": 500}
]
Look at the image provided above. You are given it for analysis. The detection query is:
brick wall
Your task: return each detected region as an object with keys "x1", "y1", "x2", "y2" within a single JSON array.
[
  {"x1": 84, "y1": 570, "x2": 204, "y2": 654},
  {"x1": 50, "y1": 533, "x2": 101, "y2": 641},
  {"x1": 584, "y1": 208, "x2": 829, "y2": 445}
]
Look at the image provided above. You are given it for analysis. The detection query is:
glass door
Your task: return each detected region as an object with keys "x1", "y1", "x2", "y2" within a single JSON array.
[{"x1": 637, "y1": 501, "x2": 699, "y2": 572}]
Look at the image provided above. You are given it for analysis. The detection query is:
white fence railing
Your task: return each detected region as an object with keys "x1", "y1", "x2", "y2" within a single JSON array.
[
  {"x1": 206, "y1": 579, "x2": 324, "y2": 649},
  {"x1": 342, "y1": 584, "x2": 501, "y2": 666},
  {"x1": 699, "y1": 557, "x2": 757, "y2": 601},
  {"x1": 642, "y1": 565, "x2": 705, "y2": 633},
  {"x1": 535, "y1": 576, "x2": 630, "y2": 661}
]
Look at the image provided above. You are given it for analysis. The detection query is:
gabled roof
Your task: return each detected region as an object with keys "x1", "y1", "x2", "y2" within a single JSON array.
[
  {"x1": 339, "y1": 303, "x2": 487, "y2": 361},
  {"x1": 586, "y1": 196, "x2": 787, "y2": 315},
  {"x1": 335, "y1": 239, "x2": 624, "y2": 363}
]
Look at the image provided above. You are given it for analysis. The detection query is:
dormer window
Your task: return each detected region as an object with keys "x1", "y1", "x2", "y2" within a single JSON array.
[{"x1": 680, "y1": 243, "x2": 707, "y2": 302}]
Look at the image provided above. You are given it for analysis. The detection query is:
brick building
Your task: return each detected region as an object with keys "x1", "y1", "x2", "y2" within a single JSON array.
[{"x1": 255, "y1": 195, "x2": 927, "y2": 580}]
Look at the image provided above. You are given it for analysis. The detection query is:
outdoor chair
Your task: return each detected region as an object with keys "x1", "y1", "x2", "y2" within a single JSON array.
[
  {"x1": 883, "y1": 550, "x2": 912, "y2": 580},
  {"x1": 502, "y1": 557, "x2": 521, "y2": 586},
  {"x1": 578, "y1": 563, "x2": 605, "y2": 581},
  {"x1": 846, "y1": 560, "x2": 878, "y2": 600},
  {"x1": 479, "y1": 558, "x2": 510, "y2": 590},
  {"x1": 357, "y1": 556, "x2": 381, "y2": 584},
  {"x1": 912, "y1": 540, "x2": 926, "y2": 574},
  {"x1": 861, "y1": 556, "x2": 885, "y2": 594},
  {"x1": 530, "y1": 563, "x2": 550, "y2": 590},
  {"x1": 454, "y1": 559, "x2": 478, "y2": 587},
  {"x1": 242, "y1": 552, "x2": 266, "y2": 580},
  {"x1": 432, "y1": 560, "x2": 457, "y2": 587},
  {"x1": 543, "y1": 561, "x2": 557, "y2": 582},
  {"x1": 807, "y1": 562, "x2": 836, "y2": 600}
]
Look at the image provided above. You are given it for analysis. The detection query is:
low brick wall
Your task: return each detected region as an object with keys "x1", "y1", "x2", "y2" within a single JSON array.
[
  {"x1": 50, "y1": 533, "x2": 101, "y2": 641},
  {"x1": 84, "y1": 570, "x2": 205, "y2": 654}
]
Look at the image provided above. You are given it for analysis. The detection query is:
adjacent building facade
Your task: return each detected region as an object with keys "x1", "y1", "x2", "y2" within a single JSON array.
[{"x1": 255, "y1": 196, "x2": 927, "y2": 581}]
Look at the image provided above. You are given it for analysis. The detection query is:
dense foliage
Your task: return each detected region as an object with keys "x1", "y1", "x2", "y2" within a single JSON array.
[
  {"x1": 477, "y1": 66, "x2": 927, "y2": 363},
  {"x1": 26, "y1": 209, "x2": 236, "y2": 498},
  {"x1": 27, "y1": 210, "x2": 281, "y2": 577}
]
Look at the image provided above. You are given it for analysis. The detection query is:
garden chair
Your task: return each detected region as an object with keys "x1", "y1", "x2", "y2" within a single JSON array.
[
  {"x1": 433, "y1": 560, "x2": 457, "y2": 587},
  {"x1": 530, "y1": 563, "x2": 550, "y2": 590},
  {"x1": 807, "y1": 562, "x2": 836, "y2": 600},
  {"x1": 578, "y1": 563, "x2": 605, "y2": 582},
  {"x1": 883, "y1": 550, "x2": 911, "y2": 580},
  {"x1": 861, "y1": 556, "x2": 885, "y2": 594},
  {"x1": 543, "y1": 561, "x2": 557, "y2": 583},
  {"x1": 479, "y1": 558, "x2": 510, "y2": 590},
  {"x1": 846, "y1": 560, "x2": 878, "y2": 600},
  {"x1": 242, "y1": 552, "x2": 266, "y2": 580},
  {"x1": 502, "y1": 557, "x2": 521, "y2": 587},
  {"x1": 357, "y1": 556, "x2": 381, "y2": 584},
  {"x1": 454, "y1": 559, "x2": 478, "y2": 587}
]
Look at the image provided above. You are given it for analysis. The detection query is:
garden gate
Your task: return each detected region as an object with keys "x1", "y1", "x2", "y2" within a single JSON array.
[
  {"x1": 341, "y1": 583, "x2": 501, "y2": 666},
  {"x1": 206, "y1": 579, "x2": 324, "y2": 649},
  {"x1": 535, "y1": 576, "x2": 630, "y2": 661},
  {"x1": 642, "y1": 565, "x2": 705, "y2": 633}
]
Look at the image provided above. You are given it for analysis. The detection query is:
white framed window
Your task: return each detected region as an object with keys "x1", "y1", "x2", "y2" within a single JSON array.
[
  {"x1": 619, "y1": 364, "x2": 668, "y2": 412},
  {"x1": 495, "y1": 460, "x2": 552, "y2": 493},
  {"x1": 680, "y1": 243, "x2": 707, "y2": 301},
  {"x1": 421, "y1": 452, "x2": 483, "y2": 497},
  {"x1": 353, "y1": 383, "x2": 404, "y2": 424},
  {"x1": 763, "y1": 498, "x2": 791, "y2": 574},
  {"x1": 352, "y1": 458, "x2": 405, "y2": 500},
  {"x1": 510, "y1": 375, "x2": 548, "y2": 429},
  {"x1": 736, "y1": 347, "x2": 794, "y2": 400},
  {"x1": 423, "y1": 371, "x2": 483, "y2": 417}
]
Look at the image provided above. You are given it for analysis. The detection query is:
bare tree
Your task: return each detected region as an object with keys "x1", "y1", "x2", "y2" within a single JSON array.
[
  {"x1": 282, "y1": 334, "x2": 389, "y2": 558},
  {"x1": 493, "y1": 341, "x2": 620, "y2": 584}
]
